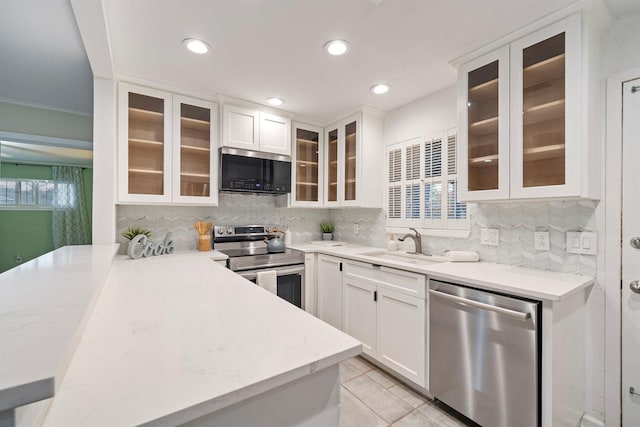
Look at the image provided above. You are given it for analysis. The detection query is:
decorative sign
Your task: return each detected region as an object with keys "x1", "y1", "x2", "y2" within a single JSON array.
[{"x1": 127, "y1": 233, "x2": 175, "y2": 259}]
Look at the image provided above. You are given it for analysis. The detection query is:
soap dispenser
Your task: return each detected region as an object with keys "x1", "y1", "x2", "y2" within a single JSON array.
[{"x1": 387, "y1": 234, "x2": 398, "y2": 251}]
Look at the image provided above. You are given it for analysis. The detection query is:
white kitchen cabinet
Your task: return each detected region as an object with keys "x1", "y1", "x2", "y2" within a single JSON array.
[
  {"x1": 324, "y1": 108, "x2": 384, "y2": 208},
  {"x1": 377, "y1": 287, "x2": 425, "y2": 387},
  {"x1": 304, "y1": 253, "x2": 317, "y2": 315},
  {"x1": 118, "y1": 83, "x2": 218, "y2": 205},
  {"x1": 291, "y1": 122, "x2": 324, "y2": 207},
  {"x1": 457, "y1": 12, "x2": 601, "y2": 201},
  {"x1": 342, "y1": 260, "x2": 427, "y2": 387},
  {"x1": 222, "y1": 104, "x2": 291, "y2": 155},
  {"x1": 343, "y1": 277, "x2": 377, "y2": 357},
  {"x1": 317, "y1": 255, "x2": 343, "y2": 330}
]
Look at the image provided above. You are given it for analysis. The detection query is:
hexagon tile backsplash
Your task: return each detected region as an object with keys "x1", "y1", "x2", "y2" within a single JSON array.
[{"x1": 116, "y1": 194, "x2": 596, "y2": 276}]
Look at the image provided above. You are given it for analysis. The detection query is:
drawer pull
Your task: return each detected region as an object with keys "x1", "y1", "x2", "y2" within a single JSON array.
[{"x1": 371, "y1": 264, "x2": 382, "y2": 268}]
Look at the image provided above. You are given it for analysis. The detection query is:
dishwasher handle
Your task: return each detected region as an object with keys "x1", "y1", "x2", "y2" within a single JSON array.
[{"x1": 429, "y1": 289, "x2": 531, "y2": 321}]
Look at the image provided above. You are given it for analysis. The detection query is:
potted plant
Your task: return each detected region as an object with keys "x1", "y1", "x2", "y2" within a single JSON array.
[
  {"x1": 320, "y1": 223, "x2": 335, "y2": 241},
  {"x1": 121, "y1": 227, "x2": 152, "y2": 254},
  {"x1": 121, "y1": 227, "x2": 152, "y2": 241}
]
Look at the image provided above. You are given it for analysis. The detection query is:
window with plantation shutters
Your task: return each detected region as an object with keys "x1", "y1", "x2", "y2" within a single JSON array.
[
  {"x1": 387, "y1": 148, "x2": 402, "y2": 219},
  {"x1": 386, "y1": 129, "x2": 468, "y2": 231}
]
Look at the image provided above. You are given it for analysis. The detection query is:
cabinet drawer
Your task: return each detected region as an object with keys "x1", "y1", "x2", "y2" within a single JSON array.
[{"x1": 343, "y1": 260, "x2": 426, "y2": 298}]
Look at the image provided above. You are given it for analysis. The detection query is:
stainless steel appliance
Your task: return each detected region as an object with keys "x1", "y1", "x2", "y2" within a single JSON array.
[
  {"x1": 429, "y1": 280, "x2": 541, "y2": 427},
  {"x1": 219, "y1": 147, "x2": 291, "y2": 194},
  {"x1": 214, "y1": 225, "x2": 304, "y2": 308}
]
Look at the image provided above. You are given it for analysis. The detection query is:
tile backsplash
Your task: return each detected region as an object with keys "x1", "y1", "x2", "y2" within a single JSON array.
[{"x1": 116, "y1": 195, "x2": 597, "y2": 276}]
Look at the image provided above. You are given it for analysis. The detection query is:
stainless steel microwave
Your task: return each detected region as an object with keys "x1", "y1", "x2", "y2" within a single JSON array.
[{"x1": 219, "y1": 147, "x2": 291, "y2": 194}]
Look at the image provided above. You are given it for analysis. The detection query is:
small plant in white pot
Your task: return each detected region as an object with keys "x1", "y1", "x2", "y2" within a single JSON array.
[{"x1": 320, "y1": 223, "x2": 335, "y2": 241}]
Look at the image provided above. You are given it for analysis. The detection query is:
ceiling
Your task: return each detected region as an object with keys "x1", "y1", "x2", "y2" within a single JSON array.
[{"x1": 2, "y1": 0, "x2": 640, "y2": 125}]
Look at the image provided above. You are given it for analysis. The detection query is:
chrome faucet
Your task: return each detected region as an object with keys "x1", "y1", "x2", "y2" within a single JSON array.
[{"x1": 398, "y1": 228, "x2": 423, "y2": 255}]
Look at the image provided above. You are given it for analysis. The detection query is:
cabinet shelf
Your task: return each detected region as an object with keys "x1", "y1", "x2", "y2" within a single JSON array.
[
  {"x1": 180, "y1": 144, "x2": 210, "y2": 153},
  {"x1": 297, "y1": 138, "x2": 319, "y2": 145},
  {"x1": 523, "y1": 99, "x2": 565, "y2": 125},
  {"x1": 297, "y1": 160, "x2": 318, "y2": 166},
  {"x1": 522, "y1": 144, "x2": 565, "y2": 162},
  {"x1": 180, "y1": 117, "x2": 210, "y2": 131},
  {"x1": 129, "y1": 108, "x2": 163, "y2": 122},
  {"x1": 129, "y1": 168, "x2": 163, "y2": 175},
  {"x1": 468, "y1": 154, "x2": 499, "y2": 167},
  {"x1": 181, "y1": 172, "x2": 210, "y2": 178},
  {"x1": 469, "y1": 116, "x2": 498, "y2": 135},
  {"x1": 297, "y1": 182, "x2": 319, "y2": 186},
  {"x1": 130, "y1": 138, "x2": 163, "y2": 147},
  {"x1": 523, "y1": 54, "x2": 565, "y2": 88},
  {"x1": 469, "y1": 78, "x2": 498, "y2": 96}
]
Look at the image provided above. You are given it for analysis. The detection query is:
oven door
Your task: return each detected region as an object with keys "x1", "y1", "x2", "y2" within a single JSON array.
[{"x1": 238, "y1": 265, "x2": 304, "y2": 309}]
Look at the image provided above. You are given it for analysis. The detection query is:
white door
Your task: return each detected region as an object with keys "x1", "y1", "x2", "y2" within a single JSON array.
[
  {"x1": 377, "y1": 288, "x2": 426, "y2": 387},
  {"x1": 222, "y1": 105, "x2": 259, "y2": 150},
  {"x1": 623, "y1": 78, "x2": 640, "y2": 425},
  {"x1": 316, "y1": 255, "x2": 343, "y2": 330},
  {"x1": 342, "y1": 278, "x2": 377, "y2": 357},
  {"x1": 259, "y1": 112, "x2": 291, "y2": 155}
]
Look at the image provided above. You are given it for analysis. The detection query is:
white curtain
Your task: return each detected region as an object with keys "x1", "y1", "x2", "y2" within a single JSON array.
[{"x1": 52, "y1": 166, "x2": 91, "y2": 248}]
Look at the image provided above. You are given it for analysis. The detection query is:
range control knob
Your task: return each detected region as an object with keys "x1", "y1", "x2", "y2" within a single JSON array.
[
  {"x1": 226, "y1": 227, "x2": 234, "y2": 235},
  {"x1": 216, "y1": 228, "x2": 224, "y2": 235}
]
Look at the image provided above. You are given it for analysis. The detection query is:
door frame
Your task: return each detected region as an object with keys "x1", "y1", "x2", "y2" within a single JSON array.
[{"x1": 604, "y1": 67, "x2": 640, "y2": 427}]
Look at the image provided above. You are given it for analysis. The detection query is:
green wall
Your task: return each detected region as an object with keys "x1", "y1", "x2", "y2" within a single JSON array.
[
  {"x1": 0, "y1": 162, "x2": 93, "y2": 273},
  {"x1": 0, "y1": 102, "x2": 93, "y2": 273},
  {"x1": 0, "y1": 101, "x2": 93, "y2": 141}
]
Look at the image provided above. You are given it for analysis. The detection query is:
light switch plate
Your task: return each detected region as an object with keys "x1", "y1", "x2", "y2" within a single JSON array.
[
  {"x1": 481, "y1": 228, "x2": 500, "y2": 246},
  {"x1": 566, "y1": 232, "x2": 597, "y2": 255}
]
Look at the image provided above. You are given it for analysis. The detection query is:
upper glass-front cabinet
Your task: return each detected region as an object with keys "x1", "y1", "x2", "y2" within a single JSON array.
[
  {"x1": 324, "y1": 114, "x2": 361, "y2": 207},
  {"x1": 459, "y1": 47, "x2": 510, "y2": 201},
  {"x1": 172, "y1": 96, "x2": 218, "y2": 204},
  {"x1": 118, "y1": 83, "x2": 218, "y2": 205},
  {"x1": 459, "y1": 13, "x2": 597, "y2": 201},
  {"x1": 291, "y1": 123, "x2": 323, "y2": 207}
]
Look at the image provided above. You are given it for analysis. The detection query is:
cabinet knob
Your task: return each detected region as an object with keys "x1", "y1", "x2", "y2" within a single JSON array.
[
  {"x1": 631, "y1": 237, "x2": 640, "y2": 249},
  {"x1": 631, "y1": 281, "x2": 640, "y2": 294}
]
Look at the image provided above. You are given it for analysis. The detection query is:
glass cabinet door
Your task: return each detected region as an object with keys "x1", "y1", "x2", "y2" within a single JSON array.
[
  {"x1": 127, "y1": 92, "x2": 166, "y2": 195},
  {"x1": 521, "y1": 32, "x2": 565, "y2": 188},
  {"x1": 467, "y1": 61, "x2": 499, "y2": 191},
  {"x1": 344, "y1": 121, "x2": 357, "y2": 201},
  {"x1": 327, "y1": 128, "x2": 338, "y2": 203},
  {"x1": 178, "y1": 102, "x2": 212, "y2": 197},
  {"x1": 294, "y1": 126, "x2": 320, "y2": 203}
]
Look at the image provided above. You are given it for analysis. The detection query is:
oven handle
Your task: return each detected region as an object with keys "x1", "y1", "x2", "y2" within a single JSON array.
[{"x1": 237, "y1": 265, "x2": 305, "y2": 281}]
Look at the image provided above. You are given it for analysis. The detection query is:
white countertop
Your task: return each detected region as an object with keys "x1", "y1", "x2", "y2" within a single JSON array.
[
  {"x1": 43, "y1": 252, "x2": 361, "y2": 427},
  {"x1": 0, "y1": 244, "x2": 118, "y2": 412},
  {"x1": 290, "y1": 243, "x2": 594, "y2": 301}
]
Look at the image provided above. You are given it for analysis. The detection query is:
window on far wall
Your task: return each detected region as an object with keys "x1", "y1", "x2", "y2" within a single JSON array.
[
  {"x1": 0, "y1": 178, "x2": 75, "y2": 210},
  {"x1": 386, "y1": 129, "x2": 468, "y2": 232}
]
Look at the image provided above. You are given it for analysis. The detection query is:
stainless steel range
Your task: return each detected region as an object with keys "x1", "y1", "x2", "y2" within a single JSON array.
[{"x1": 213, "y1": 225, "x2": 305, "y2": 308}]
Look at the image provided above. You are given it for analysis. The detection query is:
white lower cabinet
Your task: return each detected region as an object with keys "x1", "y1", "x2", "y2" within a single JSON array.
[
  {"x1": 317, "y1": 255, "x2": 343, "y2": 330},
  {"x1": 343, "y1": 277, "x2": 377, "y2": 357},
  {"x1": 377, "y1": 288, "x2": 425, "y2": 387},
  {"x1": 342, "y1": 260, "x2": 427, "y2": 388},
  {"x1": 304, "y1": 253, "x2": 317, "y2": 316}
]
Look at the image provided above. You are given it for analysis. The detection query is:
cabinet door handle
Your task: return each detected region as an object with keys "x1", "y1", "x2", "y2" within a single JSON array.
[
  {"x1": 374, "y1": 290, "x2": 377, "y2": 302},
  {"x1": 339, "y1": 262, "x2": 342, "y2": 272},
  {"x1": 371, "y1": 264, "x2": 382, "y2": 268}
]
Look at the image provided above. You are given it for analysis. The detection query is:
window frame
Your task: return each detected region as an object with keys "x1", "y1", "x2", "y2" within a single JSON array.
[
  {"x1": 0, "y1": 178, "x2": 65, "y2": 211},
  {"x1": 385, "y1": 128, "x2": 470, "y2": 237}
]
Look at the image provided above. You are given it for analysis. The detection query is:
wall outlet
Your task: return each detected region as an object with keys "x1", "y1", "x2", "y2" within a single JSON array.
[
  {"x1": 534, "y1": 231, "x2": 550, "y2": 251},
  {"x1": 480, "y1": 228, "x2": 499, "y2": 246},
  {"x1": 15, "y1": 255, "x2": 22, "y2": 264},
  {"x1": 566, "y1": 231, "x2": 597, "y2": 255},
  {"x1": 353, "y1": 223, "x2": 359, "y2": 236}
]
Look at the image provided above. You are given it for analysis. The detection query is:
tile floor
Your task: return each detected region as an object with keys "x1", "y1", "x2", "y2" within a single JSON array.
[{"x1": 339, "y1": 357, "x2": 476, "y2": 427}]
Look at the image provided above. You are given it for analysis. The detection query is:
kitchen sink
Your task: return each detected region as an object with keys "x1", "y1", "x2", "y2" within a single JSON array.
[{"x1": 360, "y1": 251, "x2": 448, "y2": 266}]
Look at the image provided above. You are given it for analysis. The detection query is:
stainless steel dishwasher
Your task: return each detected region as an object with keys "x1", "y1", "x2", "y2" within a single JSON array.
[{"x1": 429, "y1": 280, "x2": 541, "y2": 427}]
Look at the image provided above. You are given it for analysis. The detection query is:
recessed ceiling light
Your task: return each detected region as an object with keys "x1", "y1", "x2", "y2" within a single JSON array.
[
  {"x1": 267, "y1": 97, "x2": 284, "y2": 106},
  {"x1": 183, "y1": 38, "x2": 210, "y2": 54},
  {"x1": 324, "y1": 39, "x2": 350, "y2": 56},
  {"x1": 370, "y1": 83, "x2": 391, "y2": 94}
]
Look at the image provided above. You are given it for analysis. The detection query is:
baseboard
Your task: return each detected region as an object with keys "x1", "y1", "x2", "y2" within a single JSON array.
[{"x1": 581, "y1": 414, "x2": 605, "y2": 427}]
